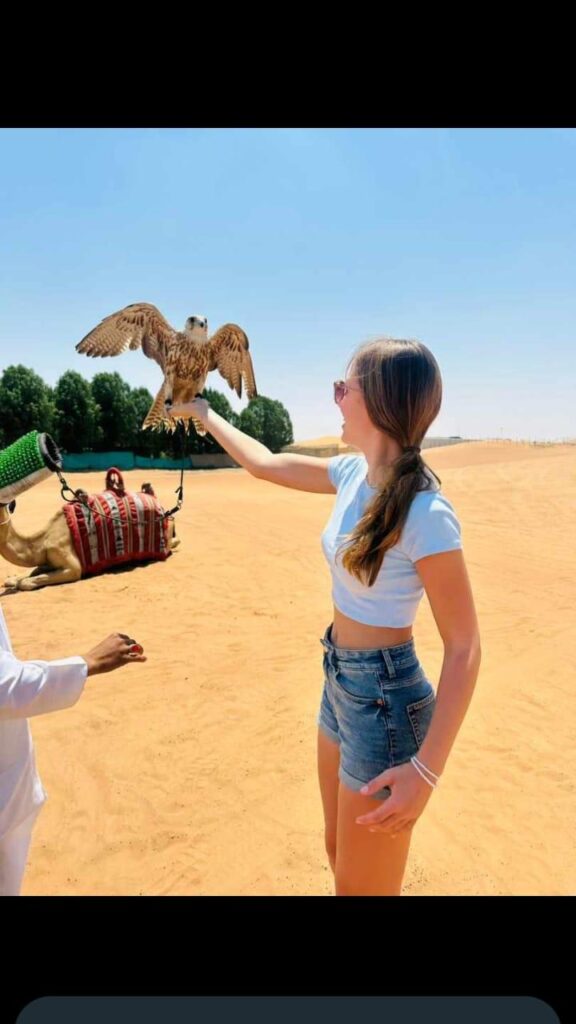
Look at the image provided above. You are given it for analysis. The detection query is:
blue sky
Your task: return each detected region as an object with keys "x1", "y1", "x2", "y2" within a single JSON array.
[{"x1": 0, "y1": 127, "x2": 574, "y2": 442}]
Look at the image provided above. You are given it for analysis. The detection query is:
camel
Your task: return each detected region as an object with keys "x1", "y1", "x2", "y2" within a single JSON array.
[{"x1": 0, "y1": 474, "x2": 180, "y2": 591}]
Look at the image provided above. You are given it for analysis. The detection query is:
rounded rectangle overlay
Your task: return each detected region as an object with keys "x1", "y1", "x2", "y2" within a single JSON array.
[{"x1": 17, "y1": 996, "x2": 560, "y2": 1024}]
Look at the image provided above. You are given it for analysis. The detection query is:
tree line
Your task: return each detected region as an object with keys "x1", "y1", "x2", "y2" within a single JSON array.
[{"x1": 0, "y1": 366, "x2": 294, "y2": 457}]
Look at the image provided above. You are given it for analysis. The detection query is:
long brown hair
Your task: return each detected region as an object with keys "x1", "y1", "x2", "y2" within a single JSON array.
[{"x1": 338, "y1": 338, "x2": 443, "y2": 586}]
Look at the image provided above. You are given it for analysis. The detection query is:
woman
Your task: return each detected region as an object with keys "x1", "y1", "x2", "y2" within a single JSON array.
[{"x1": 172, "y1": 337, "x2": 481, "y2": 896}]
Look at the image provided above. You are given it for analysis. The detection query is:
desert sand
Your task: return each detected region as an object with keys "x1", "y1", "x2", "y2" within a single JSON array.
[{"x1": 2, "y1": 440, "x2": 574, "y2": 895}]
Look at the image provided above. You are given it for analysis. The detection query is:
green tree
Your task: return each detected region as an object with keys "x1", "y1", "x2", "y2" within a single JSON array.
[
  {"x1": 0, "y1": 365, "x2": 56, "y2": 446},
  {"x1": 131, "y1": 387, "x2": 166, "y2": 457},
  {"x1": 53, "y1": 370, "x2": 101, "y2": 452},
  {"x1": 238, "y1": 396, "x2": 293, "y2": 453},
  {"x1": 90, "y1": 372, "x2": 138, "y2": 450}
]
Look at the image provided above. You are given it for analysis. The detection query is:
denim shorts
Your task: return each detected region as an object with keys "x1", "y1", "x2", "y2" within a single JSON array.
[{"x1": 318, "y1": 624, "x2": 436, "y2": 800}]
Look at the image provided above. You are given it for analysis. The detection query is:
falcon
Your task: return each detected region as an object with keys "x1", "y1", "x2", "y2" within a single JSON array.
[{"x1": 76, "y1": 302, "x2": 258, "y2": 435}]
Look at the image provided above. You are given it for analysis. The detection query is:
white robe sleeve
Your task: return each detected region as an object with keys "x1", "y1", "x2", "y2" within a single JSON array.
[{"x1": 0, "y1": 649, "x2": 88, "y2": 720}]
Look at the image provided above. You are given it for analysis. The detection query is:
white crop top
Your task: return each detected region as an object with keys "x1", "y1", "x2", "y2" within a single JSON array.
[{"x1": 321, "y1": 454, "x2": 463, "y2": 627}]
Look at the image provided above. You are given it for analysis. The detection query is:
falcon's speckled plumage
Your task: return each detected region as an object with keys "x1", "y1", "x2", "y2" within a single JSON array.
[{"x1": 76, "y1": 302, "x2": 258, "y2": 435}]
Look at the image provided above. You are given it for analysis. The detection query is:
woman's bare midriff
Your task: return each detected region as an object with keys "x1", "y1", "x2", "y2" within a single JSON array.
[{"x1": 330, "y1": 605, "x2": 413, "y2": 650}]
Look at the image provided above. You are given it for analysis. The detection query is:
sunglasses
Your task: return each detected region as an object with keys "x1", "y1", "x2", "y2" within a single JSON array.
[{"x1": 333, "y1": 380, "x2": 361, "y2": 403}]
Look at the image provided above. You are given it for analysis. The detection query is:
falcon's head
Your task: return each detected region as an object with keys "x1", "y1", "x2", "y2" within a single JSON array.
[{"x1": 185, "y1": 315, "x2": 208, "y2": 334}]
